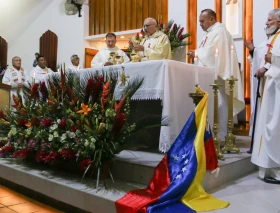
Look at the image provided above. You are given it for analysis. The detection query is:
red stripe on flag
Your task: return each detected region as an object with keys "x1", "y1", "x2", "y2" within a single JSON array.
[
  {"x1": 115, "y1": 155, "x2": 171, "y2": 213},
  {"x1": 205, "y1": 136, "x2": 218, "y2": 171}
]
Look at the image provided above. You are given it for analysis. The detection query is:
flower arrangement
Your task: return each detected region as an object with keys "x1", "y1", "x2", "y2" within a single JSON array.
[
  {"x1": 0, "y1": 69, "x2": 160, "y2": 177},
  {"x1": 159, "y1": 19, "x2": 191, "y2": 51}
]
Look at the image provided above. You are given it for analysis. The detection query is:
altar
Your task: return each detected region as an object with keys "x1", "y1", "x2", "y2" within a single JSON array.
[{"x1": 61, "y1": 60, "x2": 214, "y2": 152}]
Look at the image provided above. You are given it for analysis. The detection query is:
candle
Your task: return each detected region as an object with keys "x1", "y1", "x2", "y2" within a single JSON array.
[
  {"x1": 214, "y1": 48, "x2": 218, "y2": 80},
  {"x1": 231, "y1": 45, "x2": 234, "y2": 77},
  {"x1": 194, "y1": 51, "x2": 199, "y2": 86},
  {"x1": 77, "y1": 66, "x2": 80, "y2": 70},
  {"x1": 33, "y1": 73, "x2": 36, "y2": 84}
]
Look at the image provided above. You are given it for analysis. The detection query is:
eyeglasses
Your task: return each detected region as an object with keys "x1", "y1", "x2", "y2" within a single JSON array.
[{"x1": 143, "y1": 24, "x2": 155, "y2": 29}]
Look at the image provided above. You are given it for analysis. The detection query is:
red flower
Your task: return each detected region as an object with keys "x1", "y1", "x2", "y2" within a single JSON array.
[
  {"x1": 59, "y1": 119, "x2": 67, "y2": 129},
  {"x1": 80, "y1": 158, "x2": 92, "y2": 171},
  {"x1": 60, "y1": 149, "x2": 75, "y2": 160},
  {"x1": 41, "y1": 118, "x2": 53, "y2": 127},
  {"x1": 70, "y1": 125, "x2": 77, "y2": 132},
  {"x1": 113, "y1": 113, "x2": 126, "y2": 133},
  {"x1": 13, "y1": 148, "x2": 32, "y2": 159},
  {"x1": 44, "y1": 151, "x2": 61, "y2": 163},
  {"x1": 0, "y1": 110, "x2": 8, "y2": 121},
  {"x1": 2, "y1": 145, "x2": 14, "y2": 153},
  {"x1": 39, "y1": 81, "x2": 49, "y2": 101},
  {"x1": 30, "y1": 83, "x2": 40, "y2": 99},
  {"x1": 17, "y1": 118, "x2": 26, "y2": 127},
  {"x1": 35, "y1": 150, "x2": 49, "y2": 162},
  {"x1": 32, "y1": 116, "x2": 40, "y2": 127},
  {"x1": 84, "y1": 78, "x2": 94, "y2": 104}
]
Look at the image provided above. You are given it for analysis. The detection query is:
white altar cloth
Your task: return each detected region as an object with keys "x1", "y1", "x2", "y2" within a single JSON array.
[{"x1": 49, "y1": 60, "x2": 214, "y2": 152}]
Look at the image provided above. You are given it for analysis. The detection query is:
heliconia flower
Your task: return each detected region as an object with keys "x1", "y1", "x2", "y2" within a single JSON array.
[
  {"x1": 113, "y1": 113, "x2": 126, "y2": 133},
  {"x1": 11, "y1": 94, "x2": 21, "y2": 109},
  {"x1": 30, "y1": 83, "x2": 40, "y2": 99},
  {"x1": 177, "y1": 27, "x2": 184, "y2": 38},
  {"x1": 115, "y1": 96, "x2": 126, "y2": 114},
  {"x1": 172, "y1": 23, "x2": 177, "y2": 33},
  {"x1": 101, "y1": 80, "x2": 111, "y2": 103},
  {"x1": 80, "y1": 158, "x2": 93, "y2": 171},
  {"x1": 39, "y1": 81, "x2": 49, "y2": 101},
  {"x1": 48, "y1": 79, "x2": 57, "y2": 96},
  {"x1": 84, "y1": 78, "x2": 94, "y2": 104},
  {"x1": 0, "y1": 110, "x2": 8, "y2": 121},
  {"x1": 77, "y1": 103, "x2": 92, "y2": 115}
]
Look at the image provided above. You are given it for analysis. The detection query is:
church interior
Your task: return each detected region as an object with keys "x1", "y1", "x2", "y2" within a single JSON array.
[{"x1": 0, "y1": 0, "x2": 280, "y2": 213}]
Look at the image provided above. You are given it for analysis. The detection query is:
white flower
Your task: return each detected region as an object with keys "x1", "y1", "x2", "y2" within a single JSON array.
[
  {"x1": 61, "y1": 133, "x2": 67, "y2": 141},
  {"x1": 53, "y1": 132, "x2": 59, "y2": 138},
  {"x1": 50, "y1": 124, "x2": 58, "y2": 131},
  {"x1": 69, "y1": 132, "x2": 76, "y2": 138},
  {"x1": 90, "y1": 142, "x2": 95, "y2": 149},
  {"x1": 26, "y1": 129, "x2": 32, "y2": 136},
  {"x1": 8, "y1": 127, "x2": 17, "y2": 137},
  {"x1": 48, "y1": 134, "x2": 54, "y2": 141},
  {"x1": 84, "y1": 139, "x2": 89, "y2": 147},
  {"x1": 90, "y1": 137, "x2": 96, "y2": 143},
  {"x1": 57, "y1": 119, "x2": 61, "y2": 123}
]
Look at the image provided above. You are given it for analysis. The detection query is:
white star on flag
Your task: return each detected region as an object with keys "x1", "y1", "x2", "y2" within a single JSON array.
[
  {"x1": 173, "y1": 155, "x2": 179, "y2": 161},
  {"x1": 182, "y1": 166, "x2": 187, "y2": 172},
  {"x1": 175, "y1": 174, "x2": 182, "y2": 179},
  {"x1": 184, "y1": 159, "x2": 189, "y2": 165},
  {"x1": 182, "y1": 154, "x2": 187, "y2": 159}
]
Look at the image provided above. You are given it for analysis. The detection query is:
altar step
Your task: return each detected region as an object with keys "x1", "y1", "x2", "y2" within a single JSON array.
[
  {"x1": 0, "y1": 136, "x2": 256, "y2": 213},
  {"x1": 112, "y1": 136, "x2": 256, "y2": 191}
]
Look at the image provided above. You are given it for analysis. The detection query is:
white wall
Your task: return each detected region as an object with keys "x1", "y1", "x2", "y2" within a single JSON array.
[
  {"x1": 197, "y1": 0, "x2": 215, "y2": 45},
  {"x1": 253, "y1": 0, "x2": 273, "y2": 46},
  {"x1": 0, "y1": 0, "x2": 87, "y2": 73}
]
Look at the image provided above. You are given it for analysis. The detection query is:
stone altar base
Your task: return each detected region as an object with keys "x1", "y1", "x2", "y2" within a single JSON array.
[{"x1": 0, "y1": 136, "x2": 256, "y2": 213}]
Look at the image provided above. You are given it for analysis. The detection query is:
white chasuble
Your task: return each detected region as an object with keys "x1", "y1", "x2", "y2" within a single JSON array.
[
  {"x1": 196, "y1": 22, "x2": 245, "y2": 140},
  {"x1": 90, "y1": 46, "x2": 130, "y2": 68}
]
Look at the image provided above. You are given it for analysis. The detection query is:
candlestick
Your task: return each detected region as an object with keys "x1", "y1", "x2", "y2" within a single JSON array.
[
  {"x1": 214, "y1": 48, "x2": 218, "y2": 80},
  {"x1": 194, "y1": 51, "x2": 199, "y2": 86},
  {"x1": 231, "y1": 45, "x2": 234, "y2": 77}
]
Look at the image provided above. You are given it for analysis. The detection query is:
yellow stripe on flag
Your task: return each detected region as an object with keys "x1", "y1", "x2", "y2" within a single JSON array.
[{"x1": 180, "y1": 92, "x2": 230, "y2": 212}]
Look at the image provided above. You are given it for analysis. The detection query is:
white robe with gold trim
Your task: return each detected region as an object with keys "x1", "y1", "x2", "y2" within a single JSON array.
[{"x1": 251, "y1": 35, "x2": 280, "y2": 176}]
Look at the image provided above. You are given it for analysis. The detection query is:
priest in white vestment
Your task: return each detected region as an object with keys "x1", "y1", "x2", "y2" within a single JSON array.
[
  {"x1": 251, "y1": 9, "x2": 280, "y2": 184},
  {"x1": 66, "y1": 54, "x2": 81, "y2": 72},
  {"x1": 30, "y1": 56, "x2": 54, "y2": 83},
  {"x1": 245, "y1": 34, "x2": 270, "y2": 136},
  {"x1": 130, "y1": 17, "x2": 172, "y2": 61},
  {"x1": 91, "y1": 33, "x2": 130, "y2": 68},
  {"x1": 188, "y1": 9, "x2": 245, "y2": 140},
  {"x1": 2, "y1": 56, "x2": 29, "y2": 105}
]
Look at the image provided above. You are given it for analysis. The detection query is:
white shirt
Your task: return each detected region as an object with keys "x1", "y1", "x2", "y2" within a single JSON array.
[{"x1": 66, "y1": 64, "x2": 81, "y2": 72}]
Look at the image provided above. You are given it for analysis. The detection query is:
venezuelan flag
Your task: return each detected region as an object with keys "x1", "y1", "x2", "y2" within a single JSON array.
[{"x1": 115, "y1": 92, "x2": 229, "y2": 213}]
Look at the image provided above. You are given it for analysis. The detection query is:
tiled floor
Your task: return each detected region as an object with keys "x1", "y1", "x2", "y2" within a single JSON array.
[
  {"x1": 0, "y1": 186, "x2": 62, "y2": 213},
  {"x1": 206, "y1": 172, "x2": 280, "y2": 213}
]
